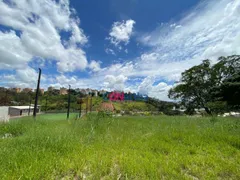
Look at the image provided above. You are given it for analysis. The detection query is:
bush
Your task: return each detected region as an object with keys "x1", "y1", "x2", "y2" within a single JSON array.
[
  {"x1": 115, "y1": 109, "x2": 121, "y2": 114},
  {"x1": 143, "y1": 111, "x2": 151, "y2": 116},
  {"x1": 97, "y1": 110, "x2": 113, "y2": 118},
  {"x1": 184, "y1": 107, "x2": 196, "y2": 115},
  {"x1": 163, "y1": 110, "x2": 183, "y2": 116},
  {"x1": 207, "y1": 101, "x2": 227, "y2": 115},
  {"x1": 124, "y1": 110, "x2": 131, "y2": 115}
]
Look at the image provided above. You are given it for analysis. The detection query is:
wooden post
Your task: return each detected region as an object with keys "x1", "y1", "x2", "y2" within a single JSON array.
[
  {"x1": 67, "y1": 85, "x2": 71, "y2": 119},
  {"x1": 90, "y1": 95, "x2": 92, "y2": 112},
  {"x1": 86, "y1": 97, "x2": 88, "y2": 114},
  {"x1": 79, "y1": 99, "x2": 82, "y2": 118},
  {"x1": 45, "y1": 96, "x2": 48, "y2": 112}
]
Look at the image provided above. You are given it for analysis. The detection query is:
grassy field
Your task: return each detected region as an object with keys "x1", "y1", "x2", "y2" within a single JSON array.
[{"x1": 0, "y1": 114, "x2": 240, "y2": 179}]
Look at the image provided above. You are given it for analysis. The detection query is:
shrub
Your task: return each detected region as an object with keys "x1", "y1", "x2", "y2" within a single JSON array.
[
  {"x1": 143, "y1": 111, "x2": 151, "y2": 116},
  {"x1": 207, "y1": 101, "x2": 227, "y2": 115},
  {"x1": 163, "y1": 110, "x2": 183, "y2": 116}
]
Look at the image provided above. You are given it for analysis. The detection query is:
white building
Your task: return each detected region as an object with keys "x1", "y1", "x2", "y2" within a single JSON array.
[
  {"x1": 0, "y1": 106, "x2": 10, "y2": 122},
  {"x1": 8, "y1": 105, "x2": 41, "y2": 117}
]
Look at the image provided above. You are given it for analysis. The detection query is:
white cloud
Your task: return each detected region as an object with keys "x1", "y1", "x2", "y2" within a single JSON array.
[
  {"x1": 16, "y1": 68, "x2": 38, "y2": 83},
  {"x1": 138, "y1": 76, "x2": 155, "y2": 95},
  {"x1": 0, "y1": 31, "x2": 32, "y2": 69},
  {"x1": 47, "y1": 74, "x2": 99, "y2": 90},
  {"x1": 69, "y1": 20, "x2": 88, "y2": 45},
  {"x1": 105, "y1": 48, "x2": 116, "y2": 55},
  {"x1": 137, "y1": 77, "x2": 172, "y2": 101},
  {"x1": 104, "y1": 75, "x2": 128, "y2": 91},
  {"x1": 139, "y1": 0, "x2": 240, "y2": 63},
  {"x1": 108, "y1": 19, "x2": 135, "y2": 46},
  {"x1": 89, "y1": 60, "x2": 101, "y2": 72},
  {"x1": 0, "y1": 0, "x2": 88, "y2": 73},
  {"x1": 140, "y1": 53, "x2": 159, "y2": 62},
  {"x1": 0, "y1": 67, "x2": 44, "y2": 88}
]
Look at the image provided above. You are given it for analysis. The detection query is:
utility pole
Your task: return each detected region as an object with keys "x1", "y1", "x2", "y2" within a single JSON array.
[
  {"x1": 33, "y1": 68, "x2": 41, "y2": 119},
  {"x1": 67, "y1": 85, "x2": 71, "y2": 119}
]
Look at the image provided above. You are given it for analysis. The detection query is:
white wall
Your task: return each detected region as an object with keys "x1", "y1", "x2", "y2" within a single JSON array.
[{"x1": 0, "y1": 107, "x2": 9, "y2": 122}]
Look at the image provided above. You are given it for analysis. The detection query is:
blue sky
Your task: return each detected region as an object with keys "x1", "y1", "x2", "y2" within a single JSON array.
[{"x1": 0, "y1": 0, "x2": 240, "y2": 101}]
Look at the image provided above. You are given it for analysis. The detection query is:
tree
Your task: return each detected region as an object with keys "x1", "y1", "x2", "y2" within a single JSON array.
[
  {"x1": 168, "y1": 55, "x2": 240, "y2": 114},
  {"x1": 169, "y1": 60, "x2": 213, "y2": 114},
  {"x1": 219, "y1": 71, "x2": 240, "y2": 108},
  {"x1": 210, "y1": 55, "x2": 240, "y2": 110}
]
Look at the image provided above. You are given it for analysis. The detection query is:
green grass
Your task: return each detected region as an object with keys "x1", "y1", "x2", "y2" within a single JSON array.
[{"x1": 0, "y1": 114, "x2": 240, "y2": 179}]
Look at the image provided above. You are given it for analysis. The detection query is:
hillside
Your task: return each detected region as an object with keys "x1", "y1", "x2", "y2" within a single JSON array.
[{"x1": 112, "y1": 101, "x2": 158, "y2": 112}]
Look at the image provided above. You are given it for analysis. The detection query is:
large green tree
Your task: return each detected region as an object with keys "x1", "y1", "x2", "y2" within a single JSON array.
[
  {"x1": 168, "y1": 55, "x2": 240, "y2": 114},
  {"x1": 169, "y1": 60, "x2": 213, "y2": 114}
]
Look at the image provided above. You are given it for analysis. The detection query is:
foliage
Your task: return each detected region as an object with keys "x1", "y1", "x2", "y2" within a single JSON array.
[
  {"x1": 113, "y1": 101, "x2": 157, "y2": 112},
  {"x1": 169, "y1": 60, "x2": 213, "y2": 114},
  {"x1": 218, "y1": 72, "x2": 240, "y2": 108},
  {"x1": 147, "y1": 97, "x2": 176, "y2": 112},
  {"x1": 163, "y1": 109, "x2": 184, "y2": 116},
  {"x1": 169, "y1": 55, "x2": 240, "y2": 114},
  {"x1": 206, "y1": 101, "x2": 227, "y2": 114}
]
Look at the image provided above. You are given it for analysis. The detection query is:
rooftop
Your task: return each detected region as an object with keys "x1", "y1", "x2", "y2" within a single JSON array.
[{"x1": 10, "y1": 105, "x2": 40, "y2": 110}]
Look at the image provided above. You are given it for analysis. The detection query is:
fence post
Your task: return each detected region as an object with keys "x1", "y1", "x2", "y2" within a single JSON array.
[
  {"x1": 79, "y1": 99, "x2": 82, "y2": 118},
  {"x1": 90, "y1": 95, "x2": 92, "y2": 112},
  {"x1": 67, "y1": 85, "x2": 71, "y2": 120},
  {"x1": 86, "y1": 97, "x2": 88, "y2": 114},
  {"x1": 28, "y1": 98, "x2": 32, "y2": 116}
]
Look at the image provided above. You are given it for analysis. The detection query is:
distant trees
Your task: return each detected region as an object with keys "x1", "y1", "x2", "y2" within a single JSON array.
[
  {"x1": 0, "y1": 90, "x2": 11, "y2": 106},
  {"x1": 168, "y1": 55, "x2": 240, "y2": 114},
  {"x1": 147, "y1": 97, "x2": 177, "y2": 114}
]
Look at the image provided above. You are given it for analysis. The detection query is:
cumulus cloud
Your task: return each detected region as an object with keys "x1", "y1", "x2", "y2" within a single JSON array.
[
  {"x1": 0, "y1": 67, "x2": 43, "y2": 88},
  {"x1": 0, "y1": 0, "x2": 88, "y2": 73},
  {"x1": 48, "y1": 74, "x2": 101, "y2": 90},
  {"x1": 104, "y1": 75, "x2": 128, "y2": 91},
  {"x1": 0, "y1": 31, "x2": 32, "y2": 69},
  {"x1": 137, "y1": 77, "x2": 172, "y2": 101},
  {"x1": 107, "y1": 19, "x2": 135, "y2": 46},
  {"x1": 89, "y1": 60, "x2": 101, "y2": 72}
]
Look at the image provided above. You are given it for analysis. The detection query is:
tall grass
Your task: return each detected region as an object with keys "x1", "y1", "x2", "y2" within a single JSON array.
[{"x1": 0, "y1": 114, "x2": 239, "y2": 179}]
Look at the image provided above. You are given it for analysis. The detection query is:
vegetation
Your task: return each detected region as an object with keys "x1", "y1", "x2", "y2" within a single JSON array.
[
  {"x1": 113, "y1": 101, "x2": 157, "y2": 112},
  {"x1": 0, "y1": 114, "x2": 239, "y2": 179},
  {"x1": 0, "y1": 87, "x2": 171, "y2": 114},
  {"x1": 169, "y1": 55, "x2": 240, "y2": 114}
]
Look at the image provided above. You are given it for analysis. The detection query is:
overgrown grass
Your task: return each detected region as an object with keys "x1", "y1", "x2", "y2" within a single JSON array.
[{"x1": 0, "y1": 114, "x2": 239, "y2": 179}]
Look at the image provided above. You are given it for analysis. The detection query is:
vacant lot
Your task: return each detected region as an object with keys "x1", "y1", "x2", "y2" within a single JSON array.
[{"x1": 0, "y1": 114, "x2": 239, "y2": 179}]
